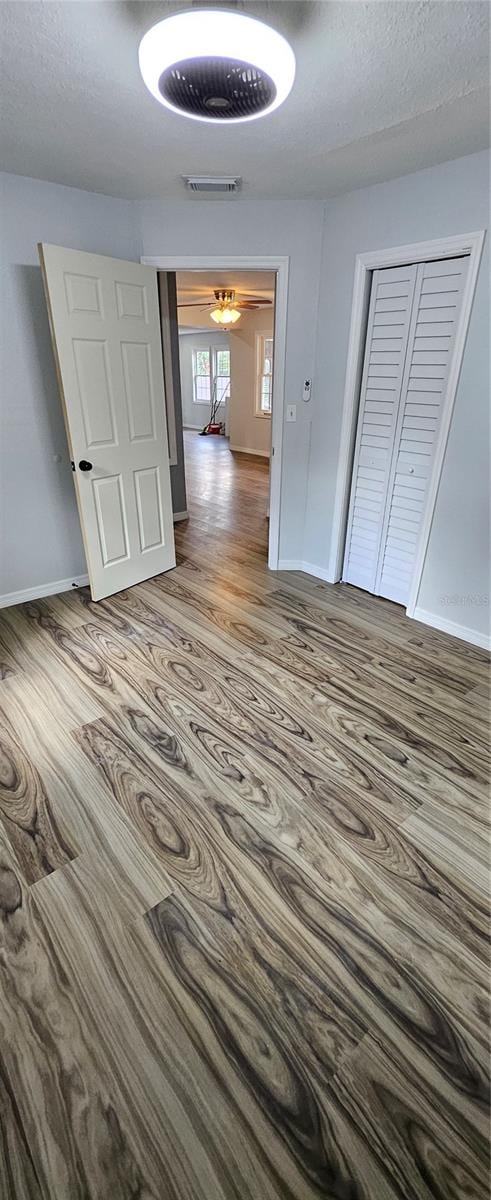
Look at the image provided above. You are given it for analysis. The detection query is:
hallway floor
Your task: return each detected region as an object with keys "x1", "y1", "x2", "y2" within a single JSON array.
[
  {"x1": 182, "y1": 428, "x2": 270, "y2": 547},
  {"x1": 0, "y1": 431, "x2": 489, "y2": 1198}
]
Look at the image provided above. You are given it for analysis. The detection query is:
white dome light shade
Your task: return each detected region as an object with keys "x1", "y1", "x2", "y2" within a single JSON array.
[
  {"x1": 138, "y1": 10, "x2": 296, "y2": 124},
  {"x1": 210, "y1": 305, "x2": 241, "y2": 325}
]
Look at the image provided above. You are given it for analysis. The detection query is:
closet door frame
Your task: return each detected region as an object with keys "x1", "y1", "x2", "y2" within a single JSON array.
[{"x1": 329, "y1": 229, "x2": 485, "y2": 616}]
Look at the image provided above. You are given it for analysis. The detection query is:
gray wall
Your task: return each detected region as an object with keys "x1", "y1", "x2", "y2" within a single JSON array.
[
  {"x1": 159, "y1": 272, "x2": 187, "y2": 517},
  {"x1": 0, "y1": 171, "x2": 141, "y2": 597},
  {"x1": 140, "y1": 198, "x2": 325, "y2": 563},
  {"x1": 1, "y1": 159, "x2": 489, "y2": 641},
  {"x1": 305, "y1": 149, "x2": 489, "y2": 639}
]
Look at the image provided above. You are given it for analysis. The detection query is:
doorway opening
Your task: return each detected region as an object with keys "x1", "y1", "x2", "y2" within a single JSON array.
[
  {"x1": 161, "y1": 266, "x2": 278, "y2": 569},
  {"x1": 143, "y1": 254, "x2": 289, "y2": 572}
]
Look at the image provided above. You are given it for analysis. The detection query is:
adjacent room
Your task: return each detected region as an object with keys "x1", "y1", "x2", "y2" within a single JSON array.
[
  {"x1": 174, "y1": 268, "x2": 276, "y2": 558},
  {"x1": 0, "y1": 2, "x2": 489, "y2": 1197}
]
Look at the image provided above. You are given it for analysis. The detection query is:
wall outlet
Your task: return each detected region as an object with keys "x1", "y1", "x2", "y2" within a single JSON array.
[{"x1": 286, "y1": 404, "x2": 297, "y2": 422}]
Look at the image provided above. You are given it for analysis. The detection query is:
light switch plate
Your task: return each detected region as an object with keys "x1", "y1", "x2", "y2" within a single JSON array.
[{"x1": 286, "y1": 404, "x2": 297, "y2": 422}]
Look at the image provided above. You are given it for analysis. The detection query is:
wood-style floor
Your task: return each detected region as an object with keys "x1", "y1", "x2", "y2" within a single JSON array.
[{"x1": 0, "y1": 429, "x2": 489, "y2": 1199}]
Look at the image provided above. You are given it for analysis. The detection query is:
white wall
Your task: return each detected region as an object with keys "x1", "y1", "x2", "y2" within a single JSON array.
[
  {"x1": 178, "y1": 330, "x2": 229, "y2": 430},
  {"x1": 140, "y1": 199, "x2": 325, "y2": 562},
  {"x1": 305, "y1": 150, "x2": 490, "y2": 642},
  {"x1": 228, "y1": 307, "x2": 273, "y2": 456},
  {"x1": 0, "y1": 171, "x2": 141, "y2": 599}
]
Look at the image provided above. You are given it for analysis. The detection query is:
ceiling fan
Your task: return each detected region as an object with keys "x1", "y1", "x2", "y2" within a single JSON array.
[{"x1": 177, "y1": 288, "x2": 273, "y2": 325}]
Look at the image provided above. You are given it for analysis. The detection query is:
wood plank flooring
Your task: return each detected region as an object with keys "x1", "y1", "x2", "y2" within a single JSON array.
[{"x1": 0, "y1": 429, "x2": 489, "y2": 1199}]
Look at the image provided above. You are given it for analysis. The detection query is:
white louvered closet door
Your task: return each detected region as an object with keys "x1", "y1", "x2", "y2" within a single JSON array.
[
  {"x1": 342, "y1": 264, "x2": 418, "y2": 593},
  {"x1": 343, "y1": 255, "x2": 469, "y2": 605}
]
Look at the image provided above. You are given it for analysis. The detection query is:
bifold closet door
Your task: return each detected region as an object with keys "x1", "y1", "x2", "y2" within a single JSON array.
[
  {"x1": 342, "y1": 263, "x2": 418, "y2": 593},
  {"x1": 343, "y1": 254, "x2": 469, "y2": 605},
  {"x1": 374, "y1": 255, "x2": 469, "y2": 604}
]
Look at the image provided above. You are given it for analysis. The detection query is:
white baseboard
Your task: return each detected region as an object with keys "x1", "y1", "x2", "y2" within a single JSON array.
[
  {"x1": 183, "y1": 423, "x2": 202, "y2": 431},
  {"x1": 300, "y1": 560, "x2": 336, "y2": 583},
  {"x1": 173, "y1": 510, "x2": 189, "y2": 522},
  {"x1": 229, "y1": 444, "x2": 270, "y2": 458},
  {"x1": 276, "y1": 559, "x2": 305, "y2": 572},
  {"x1": 276, "y1": 559, "x2": 335, "y2": 582},
  {"x1": 273, "y1": 565, "x2": 490, "y2": 650},
  {"x1": 0, "y1": 573, "x2": 90, "y2": 609},
  {"x1": 411, "y1": 606, "x2": 490, "y2": 651}
]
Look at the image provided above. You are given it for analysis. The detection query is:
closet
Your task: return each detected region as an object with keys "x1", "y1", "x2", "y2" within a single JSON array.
[{"x1": 342, "y1": 254, "x2": 469, "y2": 605}]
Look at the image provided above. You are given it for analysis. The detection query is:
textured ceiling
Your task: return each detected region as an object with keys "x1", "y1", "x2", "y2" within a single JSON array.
[{"x1": 1, "y1": 1, "x2": 489, "y2": 200}]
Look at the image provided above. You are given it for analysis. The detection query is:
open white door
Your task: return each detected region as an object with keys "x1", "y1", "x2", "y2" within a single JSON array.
[{"x1": 39, "y1": 244, "x2": 175, "y2": 601}]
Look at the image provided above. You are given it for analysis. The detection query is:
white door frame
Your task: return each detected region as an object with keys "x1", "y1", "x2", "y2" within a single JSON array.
[
  {"x1": 328, "y1": 229, "x2": 485, "y2": 616},
  {"x1": 141, "y1": 254, "x2": 289, "y2": 570}
]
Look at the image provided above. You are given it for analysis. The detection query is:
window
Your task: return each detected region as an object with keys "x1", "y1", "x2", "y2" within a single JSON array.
[
  {"x1": 256, "y1": 334, "x2": 273, "y2": 416},
  {"x1": 192, "y1": 346, "x2": 230, "y2": 406},
  {"x1": 214, "y1": 348, "x2": 231, "y2": 405},
  {"x1": 192, "y1": 348, "x2": 211, "y2": 404}
]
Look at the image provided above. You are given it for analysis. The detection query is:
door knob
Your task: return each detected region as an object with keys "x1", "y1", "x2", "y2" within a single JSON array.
[
  {"x1": 408, "y1": 466, "x2": 414, "y2": 474},
  {"x1": 78, "y1": 460, "x2": 93, "y2": 472}
]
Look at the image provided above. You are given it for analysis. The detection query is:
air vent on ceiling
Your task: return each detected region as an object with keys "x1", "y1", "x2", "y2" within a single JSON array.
[{"x1": 183, "y1": 176, "x2": 242, "y2": 193}]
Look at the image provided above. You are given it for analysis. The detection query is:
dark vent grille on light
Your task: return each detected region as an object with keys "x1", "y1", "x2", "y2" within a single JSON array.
[{"x1": 159, "y1": 57, "x2": 276, "y2": 119}]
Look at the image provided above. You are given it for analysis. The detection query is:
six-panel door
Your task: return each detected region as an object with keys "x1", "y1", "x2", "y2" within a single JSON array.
[{"x1": 39, "y1": 244, "x2": 176, "y2": 600}]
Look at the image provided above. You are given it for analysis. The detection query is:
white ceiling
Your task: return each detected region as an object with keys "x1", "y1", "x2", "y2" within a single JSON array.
[
  {"x1": 176, "y1": 269, "x2": 275, "y2": 329},
  {"x1": 176, "y1": 269, "x2": 276, "y2": 303},
  {"x1": 1, "y1": 1, "x2": 489, "y2": 201}
]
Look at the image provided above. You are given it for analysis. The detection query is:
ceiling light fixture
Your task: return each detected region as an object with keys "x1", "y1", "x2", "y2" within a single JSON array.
[
  {"x1": 210, "y1": 305, "x2": 241, "y2": 325},
  {"x1": 138, "y1": 10, "x2": 295, "y2": 124},
  {"x1": 210, "y1": 290, "x2": 241, "y2": 325}
]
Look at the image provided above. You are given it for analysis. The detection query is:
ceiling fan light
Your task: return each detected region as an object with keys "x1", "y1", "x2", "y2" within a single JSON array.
[
  {"x1": 211, "y1": 306, "x2": 241, "y2": 325},
  {"x1": 138, "y1": 10, "x2": 295, "y2": 124}
]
